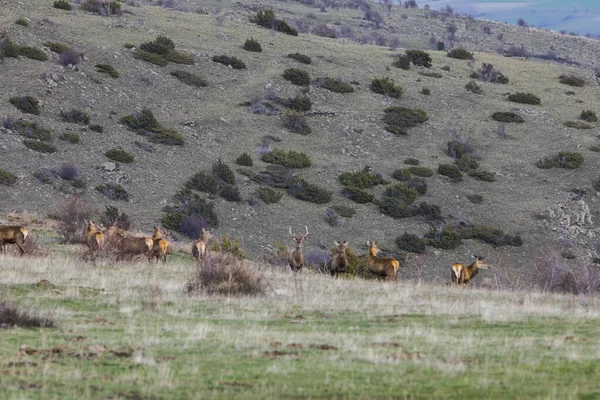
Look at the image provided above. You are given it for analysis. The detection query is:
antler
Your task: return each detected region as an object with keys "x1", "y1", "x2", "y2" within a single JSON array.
[
  {"x1": 303, "y1": 225, "x2": 308, "y2": 237},
  {"x1": 289, "y1": 227, "x2": 294, "y2": 237}
]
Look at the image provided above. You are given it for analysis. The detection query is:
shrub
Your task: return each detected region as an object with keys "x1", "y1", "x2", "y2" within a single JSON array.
[
  {"x1": 257, "y1": 186, "x2": 283, "y2": 204},
  {"x1": 536, "y1": 152, "x2": 583, "y2": 169},
  {"x1": 454, "y1": 156, "x2": 479, "y2": 173},
  {"x1": 60, "y1": 109, "x2": 90, "y2": 125},
  {"x1": 185, "y1": 252, "x2": 265, "y2": 296},
  {"x1": 384, "y1": 184, "x2": 417, "y2": 205},
  {"x1": 212, "y1": 159, "x2": 235, "y2": 184},
  {"x1": 408, "y1": 166, "x2": 434, "y2": 177},
  {"x1": 96, "y1": 64, "x2": 119, "y2": 78},
  {"x1": 162, "y1": 189, "x2": 219, "y2": 233},
  {"x1": 339, "y1": 170, "x2": 379, "y2": 189},
  {"x1": 405, "y1": 50, "x2": 432, "y2": 68},
  {"x1": 283, "y1": 68, "x2": 310, "y2": 86},
  {"x1": 170, "y1": 70, "x2": 207, "y2": 87},
  {"x1": 282, "y1": 111, "x2": 311, "y2": 135},
  {"x1": 14, "y1": 120, "x2": 52, "y2": 141},
  {"x1": 330, "y1": 205, "x2": 355, "y2": 218},
  {"x1": 406, "y1": 178, "x2": 427, "y2": 195},
  {"x1": 9, "y1": 95, "x2": 40, "y2": 115},
  {"x1": 321, "y1": 77, "x2": 354, "y2": 93},
  {"x1": 236, "y1": 152, "x2": 253, "y2": 166},
  {"x1": 100, "y1": 205, "x2": 131, "y2": 230},
  {"x1": 150, "y1": 129, "x2": 184, "y2": 146},
  {"x1": 468, "y1": 170, "x2": 496, "y2": 182},
  {"x1": 396, "y1": 233, "x2": 426, "y2": 254},
  {"x1": 589, "y1": 145, "x2": 600, "y2": 152},
  {"x1": 393, "y1": 55, "x2": 411, "y2": 70},
  {"x1": 287, "y1": 94, "x2": 312, "y2": 112},
  {"x1": 343, "y1": 186, "x2": 374, "y2": 204},
  {"x1": 58, "y1": 132, "x2": 80, "y2": 144},
  {"x1": 438, "y1": 164, "x2": 463, "y2": 182},
  {"x1": 243, "y1": 38, "x2": 262, "y2": 52},
  {"x1": 559, "y1": 74, "x2": 584, "y2": 87},
  {"x1": 166, "y1": 51, "x2": 195, "y2": 65},
  {"x1": 491, "y1": 111, "x2": 524, "y2": 123},
  {"x1": 82, "y1": 0, "x2": 121, "y2": 15},
  {"x1": 250, "y1": 9, "x2": 298, "y2": 36},
  {"x1": 424, "y1": 227, "x2": 461, "y2": 249},
  {"x1": 0, "y1": 169, "x2": 17, "y2": 186},
  {"x1": 15, "y1": 18, "x2": 29, "y2": 27},
  {"x1": 392, "y1": 168, "x2": 412, "y2": 182},
  {"x1": 58, "y1": 50, "x2": 82, "y2": 66},
  {"x1": 23, "y1": 139, "x2": 56, "y2": 153},
  {"x1": 43, "y1": 41, "x2": 71, "y2": 54},
  {"x1": 465, "y1": 80, "x2": 483, "y2": 94},
  {"x1": 217, "y1": 233, "x2": 247, "y2": 260},
  {"x1": 580, "y1": 110, "x2": 598, "y2": 122},
  {"x1": 377, "y1": 196, "x2": 412, "y2": 219},
  {"x1": 371, "y1": 76, "x2": 402, "y2": 98},
  {"x1": 508, "y1": 92, "x2": 540, "y2": 105},
  {"x1": 312, "y1": 23, "x2": 336, "y2": 38},
  {"x1": 383, "y1": 106, "x2": 428, "y2": 135},
  {"x1": 287, "y1": 53, "x2": 311, "y2": 64},
  {"x1": 474, "y1": 63, "x2": 509, "y2": 84},
  {"x1": 133, "y1": 50, "x2": 168, "y2": 66},
  {"x1": 53, "y1": 0, "x2": 72, "y2": 10},
  {"x1": 219, "y1": 184, "x2": 241, "y2": 202},
  {"x1": 411, "y1": 202, "x2": 442, "y2": 221},
  {"x1": 467, "y1": 194, "x2": 483, "y2": 204},
  {"x1": 564, "y1": 121, "x2": 592, "y2": 129},
  {"x1": 105, "y1": 148, "x2": 134, "y2": 164},
  {"x1": 186, "y1": 171, "x2": 220, "y2": 194},
  {"x1": 404, "y1": 158, "x2": 419, "y2": 165},
  {"x1": 447, "y1": 48, "x2": 474, "y2": 60},
  {"x1": 457, "y1": 224, "x2": 522, "y2": 247},
  {"x1": 288, "y1": 179, "x2": 332, "y2": 204},
  {"x1": 121, "y1": 108, "x2": 184, "y2": 146},
  {"x1": 447, "y1": 137, "x2": 474, "y2": 159},
  {"x1": 89, "y1": 124, "x2": 103, "y2": 133},
  {"x1": 95, "y1": 183, "x2": 129, "y2": 201},
  {"x1": 324, "y1": 208, "x2": 344, "y2": 228},
  {"x1": 212, "y1": 55, "x2": 246, "y2": 69},
  {"x1": 421, "y1": 88, "x2": 431, "y2": 95},
  {"x1": 262, "y1": 149, "x2": 311, "y2": 168},
  {"x1": 0, "y1": 301, "x2": 56, "y2": 329},
  {"x1": 18, "y1": 45, "x2": 48, "y2": 61}
]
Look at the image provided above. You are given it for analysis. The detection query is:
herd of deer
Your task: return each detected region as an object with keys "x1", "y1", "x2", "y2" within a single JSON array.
[{"x1": 0, "y1": 223, "x2": 489, "y2": 286}]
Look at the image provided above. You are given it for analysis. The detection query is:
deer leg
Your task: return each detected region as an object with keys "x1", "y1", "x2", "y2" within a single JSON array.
[{"x1": 16, "y1": 241, "x2": 27, "y2": 255}]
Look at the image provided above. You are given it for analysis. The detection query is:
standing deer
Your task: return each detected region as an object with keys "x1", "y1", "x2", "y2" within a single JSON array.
[
  {"x1": 192, "y1": 228, "x2": 213, "y2": 262},
  {"x1": 451, "y1": 255, "x2": 489, "y2": 287},
  {"x1": 288, "y1": 225, "x2": 308, "y2": 272},
  {"x1": 150, "y1": 226, "x2": 169, "y2": 263},
  {"x1": 329, "y1": 241, "x2": 348, "y2": 277},
  {"x1": 366, "y1": 241, "x2": 399, "y2": 280},
  {"x1": 0, "y1": 225, "x2": 29, "y2": 255},
  {"x1": 84, "y1": 220, "x2": 104, "y2": 252},
  {"x1": 106, "y1": 227, "x2": 153, "y2": 261}
]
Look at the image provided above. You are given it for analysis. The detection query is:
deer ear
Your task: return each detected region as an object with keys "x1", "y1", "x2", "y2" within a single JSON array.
[
  {"x1": 343, "y1": 241, "x2": 347, "y2": 245},
  {"x1": 334, "y1": 241, "x2": 339, "y2": 246}
]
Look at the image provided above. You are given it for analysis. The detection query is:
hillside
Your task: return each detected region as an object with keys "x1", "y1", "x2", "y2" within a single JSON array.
[{"x1": 1, "y1": 0, "x2": 600, "y2": 277}]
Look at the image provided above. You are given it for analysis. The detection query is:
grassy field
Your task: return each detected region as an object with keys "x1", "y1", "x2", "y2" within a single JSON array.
[{"x1": 1, "y1": 249, "x2": 600, "y2": 399}]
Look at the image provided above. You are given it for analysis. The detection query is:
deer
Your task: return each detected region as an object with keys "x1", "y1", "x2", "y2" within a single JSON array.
[
  {"x1": 192, "y1": 228, "x2": 213, "y2": 262},
  {"x1": 149, "y1": 226, "x2": 169, "y2": 263},
  {"x1": 366, "y1": 241, "x2": 399, "y2": 280},
  {"x1": 288, "y1": 225, "x2": 308, "y2": 272},
  {"x1": 84, "y1": 220, "x2": 104, "y2": 252},
  {"x1": 329, "y1": 241, "x2": 348, "y2": 277},
  {"x1": 106, "y1": 227, "x2": 153, "y2": 261},
  {"x1": 0, "y1": 225, "x2": 29, "y2": 255},
  {"x1": 450, "y1": 255, "x2": 489, "y2": 287}
]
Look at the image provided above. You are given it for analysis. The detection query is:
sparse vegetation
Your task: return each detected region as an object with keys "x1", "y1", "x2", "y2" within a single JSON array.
[
  {"x1": 371, "y1": 76, "x2": 402, "y2": 98},
  {"x1": 23, "y1": 139, "x2": 57, "y2": 154},
  {"x1": 508, "y1": 92, "x2": 541, "y2": 105},
  {"x1": 536, "y1": 152, "x2": 583, "y2": 169},
  {"x1": 287, "y1": 53, "x2": 311, "y2": 64},
  {"x1": 491, "y1": 111, "x2": 525, "y2": 123},
  {"x1": 120, "y1": 108, "x2": 184, "y2": 146},
  {"x1": 170, "y1": 70, "x2": 207, "y2": 88},
  {"x1": 465, "y1": 80, "x2": 483, "y2": 94},
  {"x1": 95, "y1": 183, "x2": 129, "y2": 201},
  {"x1": 383, "y1": 106, "x2": 428, "y2": 135},
  {"x1": 43, "y1": 41, "x2": 71, "y2": 54},
  {"x1": 282, "y1": 111, "x2": 311, "y2": 135},
  {"x1": 396, "y1": 233, "x2": 426, "y2": 254},
  {"x1": 469, "y1": 170, "x2": 497, "y2": 182},
  {"x1": 559, "y1": 74, "x2": 585, "y2": 87},
  {"x1": 60, "y1": 109, "x2": 90, "y2": 125},
  {"x1": 96, "y1": 64, "x2": 119, "y2": 78},
  {"x1": 564, "y1": 121, "x2": 592, "y2": 129},
  {"x1": 287, "y1": 94, "x2": 312, "y2": 112},
  {"x1": 53, "y1": 0, "x2": 72, "y2": 10},
  {"x1": 580, "y1": 110, "x2": 597, "y2": 122},
  {"x1": 133, "y1": 50, "x2": 169, "y2": 66},
  {"x1": 15, "y1": 18, "x2": 29, "y2": 27},
  {"x1": 250, "y1": 9, "x2": 298, "y2": 36},
  {"x1": 257, "y1": 186, "x2": 283, "y2": 204},
  {"x1": 243, "y1": 38, "x2": 262, "y2": 52},
  {"x1": 262, "y1": 149, "x2": 311, "y2": 168},
  {"x1": 283, "y1": 68, "x2": 311, "y2": 86},
  {"x1": 405, "y1": 50, "x2": 432, "y2": 68},
  {"x1": 16, "y1": 45, "x2": 48, "y2": 61},
  {"x1": 288, "y1": 179, "x2": 332, "y2": 204},
  {"x1": 0, "y1": 169, "x2": 17, "y2": 186},
  {"x1": 438, "y1": 164, "x2": 463, "y2": 182},
  {"x1": 9, "y1": 95, "x2": 41, "y2": 115},
  {"x1": 457, "y1": 224, "x2": 522, "y2": 247},
  {"x1": 236, "y1": 152, "x2": 253, "y2": 166},
  {"x1": 89, "y1": 124, "x2": 103, "y2": 133},
  {"x1": 343, "y1": 186, "x2": 374, "y2": 204},
  {"x1": 212, "y1": 159, "x2": 235, "y2": 185},
  {"x1": 408, "y1": 166, "x2": 434, "y2": 177},
  {"x1": 392, "y1": 168, "x2": 412, "y2": 182},
  {"x1": 339, "y1": 170, "x2": 379, "y2": 189},
  {"x1": 162, "y1": 189, "x2": 219, "y2": 234},
  {"x1": 13, "y1": 120, "x2": 53, "y2": 141},
  {"x1": 447, "y1": 48, "x2": 474, "y2": 60},
  {"x1": 320, "y1": 77, "x2": 354, "y2": 93},
  {"x1": 105, "y1": 148, "x2": 134, "y2": 164},
  {"x1": 212, "y1": 55, "x2": 246, "y2": 69}
]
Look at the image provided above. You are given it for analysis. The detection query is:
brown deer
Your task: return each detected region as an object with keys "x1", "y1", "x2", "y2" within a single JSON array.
[
  {"x1": 84, "y1": 220, "x2": 104, "y2": 252},
  {"x1": 329, "y1": 241, "x2": 348, "y2": 277},
  {"x1": 451, "y1": 255, "x2": 489, "y2": 287},
  {"x1": 192, "y1": 228, "x2": 213, "y2": 262},
  {"x1": 107, "y1": 228, "x2": 153, "y2": 261},
  {"x1": 149, "y1": 226, "x2": 169, "y2": 263},
  {"x1": 366, "y1": 241, "x2": 399, "y2": 280},
  {"x1": 288, "y1": 225, "x2": 308, "y2": 272},
  {"x1": 0, "y1": 225, "x2": 29, "y2": 255}
]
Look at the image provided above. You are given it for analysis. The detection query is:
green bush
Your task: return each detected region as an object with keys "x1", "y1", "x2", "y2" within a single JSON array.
[
  {"x1": 121, "y1": 108, "x2": 184, "y2": 146},
  {"x1": 9, "y1": 95, "x2": 40, "y2": 115},
  {"x1": 580, "y1": 110, "x2": 598, "y2": 122},
  {"x1": 536, "y1": 152, "x2": 583, "y2": 169},
  {"x1": 3, "y1": 40, "x2": 22, "y2": 58},
  {"x1": 406, "y1": 178, "x2": 427, "y2": 195},
  {"x1": 162, "y1": 189, "x2": 219, "y2": 234},
  {"x1": 133, "y1": 50, "x2": 168, "y2": 66},
  {"x1": 287, "y1": 53, "x2": 311, "y2": 64},
  {"x1": 59, "y1": 132, "x2": 80, "y2": 143},
  {"x1": 421, "y1": 88, "x2": 431, "y2": 95},
  {"x1": 187, "y1": 171, "x2": 220, "y2": 194},
  {"x1": 283, "y1": 68, "x2": 311, "y2": 86},
  {"x1": 392, "y1": 168, "x2": 412, "y2": 182},
  {"x1": 89, "y1": 124, "x2": 103, "y2": 133},
  {"x1": 383, "y1": 106, "x2": 428, "y2": 135},
  {"x1": 212, "y1": 159, "x2": 235, "y2": 185},
  {"x1": 60, "y1": 108, "x2": 90, "y2": 125},
  {"x1": 339, "y1": 170, "x2": 379, "y2": 189},
  {"x1": 377, "y1": 196, "x2": 412, "y2": 219},
  {"x1": 53, "y1": 0, "x2": 72, "y2": 10},
  {"x1": 330, "y1": 205, "x2": 356, "y2": 218},
  {"x1": 15, "y1": 18, "x2": 29, "y2": 27},
  {"x1": 491, "y1": 111, "x2": 524, "y2": 123},
  {"x1": 95, "y1": 183, "x2": 129, "y2": 201},
  {"x1": 456, "y1": 224, "x2": 522, "y2": 247},
  {"x1": 343, "y1": 186, "x2": 374, "y2": 204},
  {"x1": 14, "y1": 120, "x2": 52, "y2": 141},
  {"x1": 454, "y1": 156, "x2": 479, "y2": 173},
  {"x1": 438, "y1": 164, "x2": 463, "y2": 182},
  {"x1": 384, "y1": 184, "x2": 417, "y2": 205},
  {"x1": 96, "y1": 64, "x2": 119, "y2": 78},
  {"x1": 219, "y1": 184, "x2": 241, "y2": 202},
  {"x1": 465, "y1": 80, "x2": 483, "y2": 94},
  {"x1": 105, "y1": 148, "x2": 134, "y2": 164},
  {"x1": 166, "y1": 51, "x2": 195, "y2": 65},
  {"x1": 419, "y1": 71, "x2": 442, "y2": 79},
  {"x1": 408, "y1": 166, "x2": 434, "y2": 177},
  {"x1": 287, "y1": 94, "x2": 312, "y2": 112},
  {"x1": 250, "y1": 9, "x2": 298, "y2": 36},
  {"x1": 371, "y1": 76, "x2": 402, "y2": 98},
  {"x1": 404, "y1": 158, "x2": 419, "y2": 165},
  {"x1": 468, "y1": 170, "x2": 496, "y2": 182},
  {"x1": 564, "y1": 121, "x2": 592, "y2": 129},
  {"x1": 447, "y1": 48, "x2": 474, "y2": 60},
  {"x1": 288, "y1": 179, "x2": 332, "y2": 204},
  {"x1": 508, "y1": 92, "x2": 540, "y2": 105},
  {"x1": 139, "y1": 37, "x2": 173, "y2": 55},
  {"x1": 424, "y1": 227, "x2": 461, "y2": 249},
  {"x1": 18, "y1": 45, "x2": 48, "y2": 61},
  {"x1": 23, "y1": 139, "x2": 57, "y2": 153},
  {"x1": 392, "y1": 55, "x2": 410, "y2": 70},
  {"x1": 243, "y1": 38, "x2": 262, "y2": 52},
  {"x1": 257, "y1": 186, "x2": 283, "y2": 204},
  {"x1": 411, "y1": 202, "x2": 442, "y2": 221},
  {"x1": 0, "y1": 169, "x2": 17, "y2": 186},
  {"x1": 467, "y1": 194, "x2": 484, "y2": 204},
  {"x1": 282, "y1": 111, "x2": 311, "y2": 135},
  {"x1": 262, "y1": 149, "x2": 311, "y2": 168},
  {"x1": 43, "y1": 41, "x2": 71, "y2": 54},
  {"x1": 170, "y1": 70, "x2": 207, "y2": 88},
  {"x1": 559, "y1": 74, "x2": 584, "y2": 87},
  {"x1": 589, "y1": 146, "x2": 600, "y2": 152},
  {"x1": 405, "y1": 50, "x2": 432, "y2": 68},
  {"x1": 236, "y1": 152, "x2": 253, "y2": 166},
  {"x1": 212, "y1": 55, "x2": 246, "y2": 69},
  {"x1": 396, "y1": 233, "x2": 426, "y2": 254},
  {"x1": 321, "y1": 77, "x2": 354, "y2": 93},
  {"x1": 149, "y1": 128, "x2": 183, "y2": 146}
]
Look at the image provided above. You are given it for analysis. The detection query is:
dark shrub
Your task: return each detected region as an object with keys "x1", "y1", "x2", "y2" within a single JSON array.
[
  {"x1": 95, "y1": 183, "x2": 129, "y2": 201},
  {"x1": 491, "y1": 111, "x2": 524, "y2": 123},
  {"x1": 330, "y1": 205, "x2": 355, "y2": 218},
  {"x1": 162, "y1": 189, "x2": 218, "y2": 234},
  {"x1": 468, "y1": 170, "x2": 496, "y2": 182},
  {"x1": 170, "y1": 70, "x2": 207, "y2": 88},
  {"x1": 283, "y1": 68, "x2": 311, "y2": 86},
  {"x1": 121, "y1": 108, "x2": 161, "y2": 132},
  {"x1": 467, "y1": 194, "x2": 483, "y2": 204},
  {"x1": 212, "y1": 55, "x2": 246, "y2": 69},
  {"x1": 475, "y1": 63, "x2": 509, "y2": 84},
  {"x1": 406, "y1": 50, "x2": 432, "y2": 68},
  {"x1": 447, "y1": 137, "x2": 474, "y2": 159},
  {"x1": 53, "y1": 0, "x2": 72, "y2": 10},
  {"x1": 18, "y1": 45, "x2": 48, "y2": 61},
  {"x1": 447, "y1": 48, "x2": 474, "y2": 60},
  {"x1": 384, "y1": 184, "x2": 417, "y2": 205},
  {"x1": 508, "y1": 92, "x2": 540, "y2": 105},
  {"x1": 377, "y1": 196, "x2": 412, "y2": 219},
  {"x1": 257, "y1": 186, "x2": 283, "y2": 204},
  {"x1": 89, "y1": 124, "x2": 103, "y2": 133},
  {"x1": 0, "y1": 169, "x2": 17, "y2": 186},
  {"x1": 580, "y1": 110, "x2": 598, "y2": 122},
  {"x1": 23, "y1": 140, "x2": 56, "y2": 153},
  {"x1": 57, "y1": 163, "x2": 78, "y2": 181},
  {"x1": 320, "y1": 77, "x2": 354, "y2": 93},
  {"x1": 411, "y1": 202, "x2": 442, "y2": 222},
  {"x1": 140, "y1": 39, "x2": 171, "y2": 55},
  {"x1": 54, "y1": 195, "x2": 98, "y2": 244},
  {"x1": 262, "y1": 149, "x2": 311, "y2": 168},
  {"x1": 371, "y1": 76, "x2": 402, "y2": 98},
  {"x1": 406, "y1": 178, "x2": 427, "y2": 195},
  {"x1": 100, "y1": 205, "x2": 131, "y2": 230},
  {"x1": 133, "y1": 50, "x2": 168, "y2": 66},
  {"x1": 105, "y1": 148, "x2": 134, "y2": 164},
  {"x1": 0, "y1": 301, "x2": 56, "y2": 329},
  {"x1": 282, "y1": 111, "x2": 311, "y2": 135},
  {"x1": 312, "y1": 23, "x2": 336, "y2": 38},
  {"x1": 393, "y1": 55, "x2": 410, "y2": 70},
  {"x1": 408, "y1": 166, "x2": 434, "y2": 177},
  {"x1": 166, "y1": 51, "x2": 195, "y2": 65},
  {"x1": 396, "y1": 233, "x2": 426, "y2": 254},
  {"x1": 60, "y1": 109, "x2": 90, "y2": 125},
  {"x1": 383, "y1": 106, "x2": 428, "y2": 135},
  {"x1": 287, "y1": 94, "x2": 312, "y2": 112},
  {"x1": 465, "y1": 80, "x2": 483, "y2": 94},
  {"x1": 424, "y1": 227, "x2": 461, "y2": 249},
  {"x1": 288, "y1": 179, "x2": 332, "y2": 204},
  {"x1": 564, "y1": 121, "x2": 592, "y2": 129},
  {"x1": 82, "y1": 0, "x2": 121, "y2": 15},
  {"x1": 14, "y1": 120, "x2": 52, "y2": 141},
  {"x1": 454, "y1": 156, "x2": 479, "y2": 173},
  {"x1": 187, "y1": 171, "x2": 220, "y2": 194},
  {"x1": 236, "y1": 152, "x2": 253, "y2": 166},
  {"x1": 243, "y1": 38, "x2": 262, "y2": 52},
  {"x1": 250, "y1": 9, "x2": 298, "y2": 36},
  {"x1": 559, "y1": 74, "x2": 584, "y2": 87},
  {"x1": 421, "y1": 88, "x2": 431, "y2": 95},
  {"x1": 219, "y1": 184, "x2": 241, "y2": 202},
  {"x1": 287, "y1": 53, "x2": 311, "y2": 64},
  {"x1": 392, "y1": 168, "x2": 412, "y2": 182},
  {"x1": 150, "y1": 129, "x2": 184, "y2": 146},
  {"x1": 324, "y1": 208, "x2": 344, "y2": 228},
  {"x1": 438, "y1": 164, "x2": 463, "y2": 182},
  {"x1": 15, "y1": 18, "x2": 28, "y2": 27},
  {"x1": 404, "y1": 158, "x2": 419, "y2": 165},
  {"x1": 58, "y1": 50, "x2": 82, "y2": 66},
  {"x1": 212, "y1": 159, "x2": 235, "y2": 184},
  {"x1": 9, "y1": 95, "x2": 40, "y2": 115},
  {"x1": 537, "y1": 152, "x2": 583, "y2": 169},
  {"x1": 3, "y1": 40, "x2": 21, "y2": 58},
  {"x1": 339, "y1": 170, "x2": 379, "y2": 189},
  {"x1": 457, "y1": 224, "x2": 522, "y2": 247},
  {"x1": 44, "y1": 41, "x2": 71, "y2": 53},
  {"x1": 343, "y1": 186, "x2": 374, "y2": 204},
  {"x1": 96, "y1": 64, "x2": 119, "y2": 78}
]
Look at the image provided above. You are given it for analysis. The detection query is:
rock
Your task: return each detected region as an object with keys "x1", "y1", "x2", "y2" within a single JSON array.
[{"x1": 102, "y1": 162, "x2": 117, "y2": 172}]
